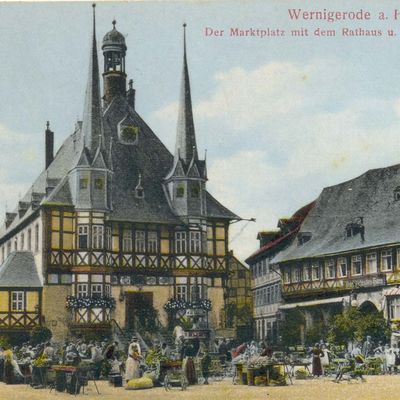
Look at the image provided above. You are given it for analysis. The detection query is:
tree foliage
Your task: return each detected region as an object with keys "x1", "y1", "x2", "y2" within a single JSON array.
[
  {"x1": 280, "y1": 309, "x2": 306, "y2": 346},
  {"x1": 327, "y1": 306, "x2": 391, "y2": 345},
  {"x1": 225, "y1": 303, "x2": 253, "y2": 328}
]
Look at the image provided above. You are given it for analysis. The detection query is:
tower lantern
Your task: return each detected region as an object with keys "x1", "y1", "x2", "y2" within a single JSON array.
[{"x1": 102, "y1": 19, "x2": 127, "y2": 103}]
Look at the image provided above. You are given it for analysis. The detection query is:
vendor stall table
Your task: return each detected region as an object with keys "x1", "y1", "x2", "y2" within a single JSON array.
[
  {"x1": 234, "y1": 361, "x2": 293, "y2": 386},
  {"x1": 50, "y1": 365, "x2": 100, "y2": 395},
  {"x1": 287, "y1": 361, "x2": 312, "y2": 377}
]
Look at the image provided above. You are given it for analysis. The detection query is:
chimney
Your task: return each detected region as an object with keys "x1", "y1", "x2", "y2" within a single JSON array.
[{"x1": 45, "y1": 121, "x2": 54, "y2": 169}]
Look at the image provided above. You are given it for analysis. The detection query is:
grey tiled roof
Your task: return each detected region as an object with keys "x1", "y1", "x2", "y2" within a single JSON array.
[
  {"x1": 273, "y1": 164, "x2": 400, "y2": 263},
  {"x1": 104, "y1": 97, "x2": 238, "y2": 223},
  {"x1": 0, "y1": 22, "x2": 237, "y2": 234},
  {"x1": 0, "y1": 129, "x2": 83, "y2": 238},
  {"x1": 0, "y1": 251, "x2": 42, "y2": 288},
  {"x1": 0, "y1": 96, "x2": 237, "y2": 235}
]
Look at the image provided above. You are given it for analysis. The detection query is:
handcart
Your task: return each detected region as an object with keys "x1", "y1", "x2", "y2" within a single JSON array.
[{"x1": 160, "y1": 360, "x2": 188, "y2": 391}]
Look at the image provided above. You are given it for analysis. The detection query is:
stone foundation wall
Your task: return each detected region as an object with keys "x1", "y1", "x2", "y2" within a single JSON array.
[{"x1": 42, "y1": 285, "x2": 72, "y2": 342}]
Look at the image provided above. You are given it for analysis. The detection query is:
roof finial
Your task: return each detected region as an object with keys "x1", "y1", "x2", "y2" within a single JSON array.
[
  {"x1": 46, "y1": 121, "x2": 50, "y2": 130},
  {"x1": 112, "y1": 19, "x2": 117, "y2": 29},
  {"x1": 129, "y1": 79, "x2": 133, "y2": 90},
  {"x1": 183, "y1": 23, "x2": 187, "y2": 59},
  {"x1": 92, "y1": 3, "x2": 96, "y2": 33}
]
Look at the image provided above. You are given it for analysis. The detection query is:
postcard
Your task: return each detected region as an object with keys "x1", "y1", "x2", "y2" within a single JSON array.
[{"x1": 0, "y1": 1, "x2": 399, "y2": 399}]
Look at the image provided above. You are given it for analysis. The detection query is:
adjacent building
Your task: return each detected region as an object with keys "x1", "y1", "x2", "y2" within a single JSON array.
[
  {"x1": 246, "y1": 203, "x2": 314, "y2": 343},
  {"x1": 273, "y1": 165, "x2": 400, "y2": 342},
  {"x1": 0, "y1": 8, "x2": 242, "y2": 341},
  {"x1": 219, "y1": 254, "x2": 253, "y2": 342}
]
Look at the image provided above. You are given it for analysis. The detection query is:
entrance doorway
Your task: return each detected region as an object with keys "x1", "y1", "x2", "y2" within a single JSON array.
[{"x1": 125, "y1": 292, "x2": 154, "y2": 331}]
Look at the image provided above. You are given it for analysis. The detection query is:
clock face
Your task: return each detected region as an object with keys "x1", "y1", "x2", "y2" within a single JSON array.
[{"x1": 120, "y1": 124, "x2": 139, "y2": 144}]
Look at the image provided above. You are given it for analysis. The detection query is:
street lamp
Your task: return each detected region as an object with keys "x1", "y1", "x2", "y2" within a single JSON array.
[{"x1": 349, "y1": 281, "x2": 361, "y2": 308}]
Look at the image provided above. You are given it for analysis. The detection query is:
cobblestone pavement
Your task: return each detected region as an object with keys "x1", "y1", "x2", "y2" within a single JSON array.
[{"x1": 2, "y1": 376, "x2": 400, "y2": 400}]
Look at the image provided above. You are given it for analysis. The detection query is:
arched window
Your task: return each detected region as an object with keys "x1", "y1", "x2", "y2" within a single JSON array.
[
  {"x1": 35, "y1": 224, "x2": 39, "y2": 253},
  {"x1": 27, "y1": 228, "x2": 32, "y2": 251}
]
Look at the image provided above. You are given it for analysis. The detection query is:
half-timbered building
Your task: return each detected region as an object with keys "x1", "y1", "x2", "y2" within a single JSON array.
[
  {"x1": 0, "y1": 7, "x2": 242, "y2": 341},
  {"x1": 273, "y1": 165, "x2": 400, "y2": 342}
]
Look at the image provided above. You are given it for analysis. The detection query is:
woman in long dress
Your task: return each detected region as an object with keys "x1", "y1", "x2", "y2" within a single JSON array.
[
  {"x1": 386, "y1": 344, "x2": 396, "y2": 374},
  {"x1": 125, "y1": 343, "x2": 141, "y2": 383},
  {"x1": 311, "y1": 343, "x2": 324, "y2": 377},
  {"x1": 320, "y1": 344, "x2": 330, "y2": 373}
]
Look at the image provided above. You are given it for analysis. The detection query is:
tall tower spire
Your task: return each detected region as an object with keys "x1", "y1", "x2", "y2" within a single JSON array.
[
  {"x1": 174, "y1": 23, "x2": 198, "y2": 164},
  {"x1": 82, "y1": 3, "x2": 103, "y2": 156},
  {"x1": 164, "y1": 24, "x2": 207, "y2": 221}
]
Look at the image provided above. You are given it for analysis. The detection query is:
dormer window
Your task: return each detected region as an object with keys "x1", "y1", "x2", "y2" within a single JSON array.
[
  {"x1": 298, "y1": 232, "x2": 312, "y2": 246},
  {"x1": 135, "y1": 188, "x2": 144, "y2": 198},
  {"x1": 345, "y1": 221, "x2": 364, "y2": 240},
  {"x1": 394, "y1": 186, "x2": 400, "y2": 201},
  {"x1": 118, "y1": 117, "x2": 139, "y2": 145},
  {"x1": 134, "y1": 174, "x2": 144, "y2": 198}
]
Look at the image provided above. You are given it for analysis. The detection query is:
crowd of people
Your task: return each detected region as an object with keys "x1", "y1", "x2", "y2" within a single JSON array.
[
  {"x1": 0, "y1": 338, "x2": 128, "y2": 386},
  {"x1": 0, "y1": 333, "x2": 223, "y2": 388},
  {"x1": 306, "y1": 336, "x2": 400, "y2": 381},
  {"x1": 1, "y1": 331, "x2": 399, "y2": 390}
]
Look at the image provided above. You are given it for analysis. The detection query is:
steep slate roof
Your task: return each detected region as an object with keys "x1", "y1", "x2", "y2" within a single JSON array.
[
  {"x1": 246, "y1": 227, "x2": 300, "y2": 263},
  {"x1": 273, "y1": 164, "x2": 400, "y2": 263},
  {"x1": 0, "y1": 252, "x2": 42, "y2": 287},
  {"x1": 0, "y1": 22, "x2": 238, "y2": 238},
  {"x1": 103, "y1": 96, "x2": 238, "y2": 223},
  {"x1": 246, "y1": 202, "x2": 314, "y2": 263},
  {"x1": 0, "y1": 128, "x2": 83, "y2": 238}
]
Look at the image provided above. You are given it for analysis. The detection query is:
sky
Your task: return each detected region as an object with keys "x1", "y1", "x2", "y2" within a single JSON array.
[{"x1": 1, "y1": 0, "x2": 400, "y2": 262}]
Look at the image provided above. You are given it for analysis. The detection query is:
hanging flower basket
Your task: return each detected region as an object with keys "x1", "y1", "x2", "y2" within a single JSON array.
[
  {"x1": 66, "y1": 295, "x2": 116, "y2": 310},
  {"x1": 163, "y1": 298, "x2": 212, "y2": 312}
]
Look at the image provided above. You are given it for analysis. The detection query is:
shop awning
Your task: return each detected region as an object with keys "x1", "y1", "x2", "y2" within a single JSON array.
[{"x1": 279, "y1": 297, "x2": 345, "y2": 310}]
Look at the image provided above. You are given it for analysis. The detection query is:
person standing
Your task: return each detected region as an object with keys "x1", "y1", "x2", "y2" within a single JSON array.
[
  {"x1": 320, "y1": 344, "x2": 330, "y2": 373},
  {"x1": 362, "y1": 336, "x2": 373, "y2": 357},
  {"x1": 385, "y1": 344, "x2": 396, "y2": 374},
  {"x1": 201, "y1": 348, "x2": 211, "y2": 385},
  {"x1": 374, "y1": 342, "x2": 386, "y2": 374},
  {"x1": 351, "y1": 342, "x2": 362, "y2": 358},
  {"x1": 182, "y1": 340, "x2": 197, "y2": 385},
  {"x1": 125, "y1": 341, "x2": 141, "y2": 383},
  {"x1": 311, "y1": 343, "x2": 324, "y2": 377}
]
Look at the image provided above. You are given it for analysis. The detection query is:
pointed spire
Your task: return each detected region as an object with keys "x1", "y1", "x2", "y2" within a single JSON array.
[
  {"x1": 82, "y1": 3, "x2": 103, "y2": 156},
  {"x1": 174, "y1": 23, "x2": 198, "y2": 165}
]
